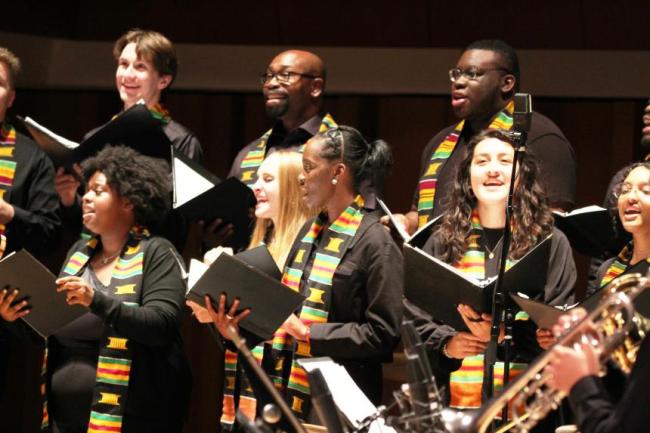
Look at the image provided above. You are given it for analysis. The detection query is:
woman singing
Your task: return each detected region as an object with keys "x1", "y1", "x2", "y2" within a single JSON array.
[
  {"x1": 544, "y1": 162, "x2": 650, "y2": 433},
  {"x1": 1, "y1": 146, "x2": 191, "y2": 433},
  {"x1": 206, "y1": 125, "x2": 403, "y2": 422},
  {"x1": 187, "y1": 150, "x2": 315, "y2": 430},
  {"x1": 405, "y1": 129, "x2": 576, "y2": 418}
]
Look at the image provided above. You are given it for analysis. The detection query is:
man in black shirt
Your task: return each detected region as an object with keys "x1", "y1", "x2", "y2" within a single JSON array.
[
  {"x1": 203, "y1": 50, "x2": 336, "y2": 248},
  {"x1": 385, "y1": 39, "x2": 576, "y2": 234},
  {"x1": 0, "y1": 47, "x2": 60, "y2": 256},
  {"x1": 0, "y1": 45, "x2": 61, "y2": 408},
  {"x1": 228, "y1": 50, "x2": 331, "y2": 184}
]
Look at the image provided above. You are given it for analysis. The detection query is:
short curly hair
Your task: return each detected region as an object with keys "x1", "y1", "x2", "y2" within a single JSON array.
[{"x1": 81, "y1": 146, "x2": 171, "y2": 229}]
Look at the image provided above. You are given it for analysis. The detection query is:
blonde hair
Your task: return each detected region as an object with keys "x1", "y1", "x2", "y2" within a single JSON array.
[{"x1": 248, "y1": 151, "x2": 315, "y2": 268}]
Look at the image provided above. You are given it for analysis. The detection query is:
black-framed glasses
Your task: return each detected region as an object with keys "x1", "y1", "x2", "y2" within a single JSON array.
[
  {"x1": 448, "y1": 67, "x2": 510, "y2": 82},
  {"x1": 259, "y1": 71, "x2": 320, "y2": 85}
]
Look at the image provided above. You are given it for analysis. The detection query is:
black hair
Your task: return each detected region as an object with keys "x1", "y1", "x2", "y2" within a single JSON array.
[
  {"x1": 82, "y1": 145, "x2": 171, "y2": 229},
  {"x1": 465, "y1": 39, "x2": 520, "y2": 93},
  {"x1": 314, "y1": 125, "x2": 393, "y2": 193}
]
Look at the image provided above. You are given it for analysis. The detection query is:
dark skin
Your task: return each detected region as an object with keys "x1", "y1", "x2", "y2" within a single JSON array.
[
  {"x1": 201, "y1": 50, "x2": 326, "y2": 250},
  {"x1": 382, "y1": 48, "x2": 516, "y2": 237},
  {"x1": 262, "y1": 49, "x2": 326, "y2": 131}
]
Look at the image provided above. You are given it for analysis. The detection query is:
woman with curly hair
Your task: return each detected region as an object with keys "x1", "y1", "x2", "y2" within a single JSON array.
[
  {"x1": 1, "y1": 145, "x2": 191, "y2": 433},
  {"x1": 544, "y1": 162, "x2": 650, "y2": 433},
  {"x1": 405, "y1": 129, "x2": 576, "y2": 417}
]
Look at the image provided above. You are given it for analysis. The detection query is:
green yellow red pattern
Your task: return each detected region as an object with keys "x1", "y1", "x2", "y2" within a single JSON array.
[
  {"x1": 221, "y1": 345, "x2": 265, "y2": 430},
  {"x1": 271, "y1": 195, "x2": 364, "y2": 419},
  {"x1": 0, "y1": 123, "x2": 18, "y2": 236},
  {"x1": 238, "y1": 113, "x2": 337, "y2": 187},
  {"x1": 600, "y1": 244, "x2": 632, "y2": 287},
  {"x1": 41, "y1": 227, "x2": 150, "y2": 432},
  {"x1": 448, "y1": 208, "x2": 528, "y2": 414},
  {"x1": 417, "y1": 101, "x2": 514, "y2": 228},
  {"x1": 149, "y1": 103, "x2": 171, "y2": 124}
]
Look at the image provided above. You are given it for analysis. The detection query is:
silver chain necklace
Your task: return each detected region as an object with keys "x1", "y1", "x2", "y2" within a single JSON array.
[{"x1": 100, "y1": 251, "x2": 120, "y2": 264}]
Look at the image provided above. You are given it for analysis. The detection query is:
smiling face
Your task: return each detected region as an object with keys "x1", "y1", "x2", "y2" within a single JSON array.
[
  {"x1": 470, "y1": 137, "x2": 515, "y2": 209},
  {"x1": 262, "y1": 51, "x2": 322, "y2": 121},
  {"x1": 617, "y1": 166, "x2": 650, "y2": 236},
  {"x1": 115, "y1": 42, "x2": 171, "y2": 109},
  {"x1": 251, "y1": 154, "x2": 281, "y2": 221},
  {"x1": 451, "y1": 49, "x2": 513, "y2": 121},
  {"x1": 82, "y1": 172, "x2": 134, "y2": 235}
]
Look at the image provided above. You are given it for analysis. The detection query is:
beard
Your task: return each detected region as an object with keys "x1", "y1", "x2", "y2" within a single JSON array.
[{"x1": 265, "y1": 99, "x2": 289, "y2": 119}]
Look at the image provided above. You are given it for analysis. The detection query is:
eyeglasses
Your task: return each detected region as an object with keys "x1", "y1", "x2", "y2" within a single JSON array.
[
  {"x1": 614, "y1": 183, "x2": 650, "y2": 198},
  {"x1": 448, "y1": 67, "x2": 510, "y2": 82},
  {"x1": 259, "y1": 71, "x2": 320, "y2": 85}
]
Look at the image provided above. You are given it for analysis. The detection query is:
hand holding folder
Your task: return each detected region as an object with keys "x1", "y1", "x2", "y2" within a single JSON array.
[
  {"x1": 186, "y1": 245, "x2": 305, "y2": 340},
  {"x1": 403, "y1": 235, "x2": 552, "y2": 331},
  {"x1": 0, "y1": 250, "x2": 86, "y2": 339},
  {"x1": 172, "y1": 148, "x2": 255, "y2": 248}
]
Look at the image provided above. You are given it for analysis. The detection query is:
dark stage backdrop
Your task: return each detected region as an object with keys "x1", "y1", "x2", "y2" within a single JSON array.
[{"x1": 2, "y1": 89, "x2": 644, "y2": 433}]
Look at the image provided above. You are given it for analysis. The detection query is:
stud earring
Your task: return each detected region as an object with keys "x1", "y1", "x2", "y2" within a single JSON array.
[{"x1": 331, "y1": 178, "x2": 338, "y2": 185}]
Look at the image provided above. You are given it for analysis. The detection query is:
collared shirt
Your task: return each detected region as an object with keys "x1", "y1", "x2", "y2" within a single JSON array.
[{"x1": 228, "y1": 114, "x2": 323, "y2": 180}]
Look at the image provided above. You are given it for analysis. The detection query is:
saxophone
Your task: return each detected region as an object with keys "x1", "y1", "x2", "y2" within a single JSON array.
[{"x1": 442, "y1": 272, "x2": 649, "y2": 433}]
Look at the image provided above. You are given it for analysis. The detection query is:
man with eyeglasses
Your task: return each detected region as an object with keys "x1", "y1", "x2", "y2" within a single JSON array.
[
  {"x1": 385, "y1": 39, "x2": 576, "y2": 235},
  {"x1": 227, "y1": 50, "x2": 335, "y2": 185}
]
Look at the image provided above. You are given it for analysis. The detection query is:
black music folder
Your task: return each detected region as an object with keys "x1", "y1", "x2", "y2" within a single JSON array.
[
  {"x1": 20, "y1": 103, "x2": 172, "y2": 167},
  {"x1": 172, "y1": 147, "x2": 255, "y2": 247},
  {"x1": 376, "y1": 198, "x2": 440, "y2": 248},
  {"x1": 553, "y1": 205, "x2": 618, "y2": 257},
  {"x1": 17, "y1": 115, "x2": 80, "y2": 167},
  {"x1": 512, "y1": 259, "x2": 650, "y2": 329},
  {"x1": 0, "y1": 250, "x2": 85, "y2": 339},
  {"x1": 403, "y1": 235, "x2": 552, "y2": 330},
  {"x1": 186, "y1": 246, "x2": 304, "y2": 340}
]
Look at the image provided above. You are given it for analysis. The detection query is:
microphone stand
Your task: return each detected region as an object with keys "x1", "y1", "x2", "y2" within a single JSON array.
[
  {"x1": 482, "y1": 128, "x2": 527, "y2": 428},
  {"x1": 226, "y1": 324, "x2": 307, "y2": 433}
]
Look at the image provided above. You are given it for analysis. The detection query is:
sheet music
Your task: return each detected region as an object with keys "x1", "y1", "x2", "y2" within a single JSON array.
[{"x1": 300, "y1": 358, "x2": 396, "y2": 433}]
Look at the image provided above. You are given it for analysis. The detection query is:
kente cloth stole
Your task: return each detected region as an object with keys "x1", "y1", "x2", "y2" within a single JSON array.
[
  {"x1": 600, "y1": 243, "x2": 632, "y2": 287},
  {"x1": 238, "y1": 113, "x2": 337, "y2": 186},
  {"x1": 268, "y1": 195, "x2": 364, "y2": 419},
  {"x1": 449, "y1": 210, "x2": 527, "y2": 413},
  {"x1": 112, "y1": 103, "x2": 171, "y2": 124},
  {"x1": 149, "y1": 103, "x2": 171, "y2": 124},
  {"x1": 220, "y1": 345, "x2": 264, "y2": 431},
  {"x1": 41, "y1": 227, "x2": 150, "y2": 433},
  {"x1": 416, "y1": 101, "x2": 514, "y2": 228},
  {"x1": 0, "y1": 123, "x2": 18, "y2": 236}
]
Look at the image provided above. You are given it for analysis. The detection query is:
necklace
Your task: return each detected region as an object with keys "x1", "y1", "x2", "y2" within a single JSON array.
[
  {"x1": 100, "y1": 250, "x2": 120, "y2": 264},
  {"x1": 484, "y1": 238, "x2": 503, "y2": 260}
]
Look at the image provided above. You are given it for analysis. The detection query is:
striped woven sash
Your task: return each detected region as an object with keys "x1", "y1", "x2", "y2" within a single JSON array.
[
  {"x1": 268, "y1": 195, "x2": 365, "y2": 420},
  {"x1": 0, "y1": 123, "x2": 18, "y2": 236},
  {"x1": 448, "y1": 210, "x2": 527, "y2": 413},
  {"x1": 416, "y1": 101, "x2": 514, "y2": 228},
  {"x1": 41, "y1": 227, "x2": 150, "y2": 432},
  {"x1": 238, "y1": 113, "x2": 337, "y2": 186}
]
